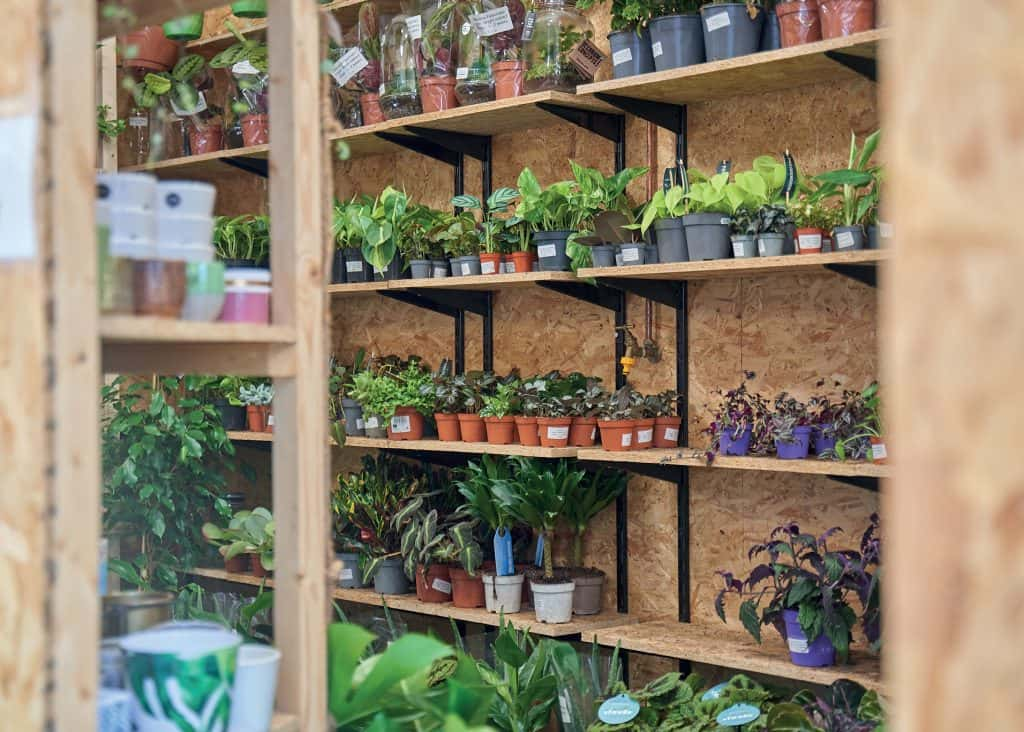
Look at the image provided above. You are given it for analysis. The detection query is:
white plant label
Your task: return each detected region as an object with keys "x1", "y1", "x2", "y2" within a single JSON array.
[
  {"x1": 558, "y1": 692, "x2": 574, "y2": 724},
  {"x1": 591, "y1": 428, "x2": 597, "y2": 440},
  {"x1": 798, "y1": 234, "x2": 822, "y2": 251},
  {"x1": 481, "y1": 260, "x2": 496, "y2": 274},
  {"x1": 331, "y1": 47, "x2": 370, "y2": 87},
  {"x1": 788, "y1": 637, "x2": 809, "y2": 654},
  {"x1": 374, "y1": 266, "x2": 384, "y2": 275},
  {"x1": 456, "y1": 66, "x2": 469, "y2": 80},
  {"x1": 521, "y1": 10, "x2": 536, "y2": 41},
  {"x1": 356, "y1": 418, "x2": 365, "y2": 429},
  {"x1": 434, "y1": 266, "x2": 447, "y2": 277},
  {"x1": 431, "y1": 578, "x2": 452, "y2": 594},
  {"x1": 391, "y1": 415, "x2": 411, "y2": 433},
  {"x1": 612, "y1": 47, "x2": 633, "y2": 66},
  {"x1": 469, "y1": 7, "x2": 514, "y2": 37},
  {"x1": 339, "y1": 568, "x2": 354, "y2": 580},
  {"x1": 621, "y1": 433, "x2": 633, "y2": 447},
  {"x1": 637, "y1": 429, "x2": 653, "y2": 443},
  {"x1": 758, "y1": 240, "x2": 766, "y2": 255},
  {"x1": 537, "y1": 243, "x2": 557, "y2": 258},
  {"x1": 461, "y1": 261, "x2": 472, "y2": 275},
  {"x1": 171, "y1": 90, "x2": 207, "y2": 118},
  {"x1": 405, "y1": 15, "x2": 423, "y2": 40},
  {"x1": 651, "y1": 41, "x2": 663, "y2": 58},
  {"x1": 365, "y1": 416, "x2": 380, "y2": 429},
  {"x1": 547, "y1": 426, "x2": 569, "y2": 440},
  {"x1": 232, "y1": 60, "x2": 261, "y2": 75},
  {"x1": 720, "y1": 217, "x2": 731, "y2": 225},
  {"x1": 664, "y1": 427, "x2": 679, "y2": 441},
  {"x1": 346, "y1": 259, "x2": 363, "y2": 272},
  {"x1": 879, "y1": 222, "x2": 893, "y2": 238},
  {"x1": 836, "y1": 231, "x2": 855, "y2": 249},
  {"x1": 0, "y1": 115, "x2": 37, "y2": 260},
  {"x1": 621, "y1": 247, "x2": 640, "y2": 262},
  {"x1": 871, "y1": 441, "x2": 887, "y2": 460},
  {"x1": 129, "y1": 115, "x2": 148, "y2": 127},
  {"x1": 267, "y1": 414, "x2": 275, "y2": 427},
  {"x1": 732, "y1": 241, "x2": 746, "y2": 257},
  {"x1": 705, "y1": 11, "x2": 731, "y2": 32}
]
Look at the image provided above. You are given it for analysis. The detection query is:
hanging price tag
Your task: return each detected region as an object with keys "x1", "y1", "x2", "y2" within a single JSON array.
[
  {"x1": 405, "y1": 14, "x2": 423, "y2": 39},
  {"x1": 568, "y1": 38, "x2": 606, "y2": 81},
  {"x1": 331, "y1": 47, "x2": 370, "y2": 87},
  {"x1": 232, "y1": 60, "x2": 261, "y2": 75},
  {"x1": 469, "y1": 6, "x2": 514, "y2": 37}
]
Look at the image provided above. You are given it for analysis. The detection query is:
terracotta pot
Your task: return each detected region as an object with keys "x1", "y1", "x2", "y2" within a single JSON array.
[
  {"x1": 653, "y1": 416, "x2": 683, "y2": 448},
  {"x1": 415, "y1": 564, "x2": 452, "y2": 603},
  {"x1": 569, "y1": 417, "x2": 598, "y2": 447},
  {"x1": 514, "y1": 416, "x2": 540, "y2": 446},
  {"x1": 776, "y1": 0, "x2": 822, "y2": 47},
  {"x1": 817, "y1": 0, "x2": 874, "y2": 38},
  {"x1": 224, "y1": 554, "x2": 248, "y2": 573},
  {"x1": 634, "y1": 418, "x2": 656, "y2": 450},
  {"x1": 240, "y1": 114, "x2": 269, "y2": 146},
  {"x1": 420, "y1": 75, "x2": 459, "y2": 113},
  {"x1": 450, "y1": 567, "x2": 485, "y2": 608},
  {"x1": 133, "y1": 260, "x2": 186, "y2": 317},
  {"x1": 795, "y1": 227, "x2": 825, "y2": 254},
  {"x1": 479, "y1": 252, "x2": 503, "y2": 276},
  {"x1": 246, "y1": 405, "x2": 268, "y2": 432},
  {"x1": 188, "y1": 124, "x2": 224, "y2": 155},
  {"x1": 360, "y1": 93, "x2": 385, "y2": 126},
  {"x1": 457, "y1": 413, "x2": 487, "y2": 442},
  {"x1": 870, "y1": 436, "x2": 887, "y2": 464},
  {"x1": 122, "y1": 26, "x2": 180, "y2": 71},
  {"x1": 537, "y1": 417, "x2": 573, "y2": 448},
  {"x1": 484, "y1": 416, "x2": 516, "y2": 444},
  {"x1": 250, "y1": 554, "x2": 269, "y2": 577},
  {"x1": 388, "y1": 406, "x2": 425, "y2": 441},
  {"x1": 599, "y1": 419, "x2": 635, "y2": 451},
  {"x1": 435, "y1": 412, "x2": 462, "y2": 441},
  {"x1": 509, "y1": 251, "x2": 534, "y2": 274},
  {"x1": 492, "y1": 60, "x2": 525, "y2": 99}
]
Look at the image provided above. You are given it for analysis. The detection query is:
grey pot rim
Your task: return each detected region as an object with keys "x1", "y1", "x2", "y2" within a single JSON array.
[
  {"x1": 651, "y1": 12, "x2": 702, "y2": 21},
  {"x1": 757, "y1": 232, "x2": 786, "y2": 240},
  {"x1": 700, "y1": 2, "x2": 764, "y2": 10},
  {"x1": 683, "y1": 212, "x2": 731, "y2": 225},
  {"x1": 653, "y1": 216, "x2": 686, "y2": 230},
  {"x1": 533, "y1": 229, "x2": 574, "y2": 239},
  {"x1": 607, "y1": 27, "x2": 650, "y2": 40}
]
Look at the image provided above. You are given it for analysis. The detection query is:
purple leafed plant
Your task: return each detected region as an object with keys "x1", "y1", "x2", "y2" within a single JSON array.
[
  {"x1": 769, "y1": 391, "x2": 812, "y2": 445},
  {"x1": 703, "y1": 372, "x2": 771, "y2": 462}
]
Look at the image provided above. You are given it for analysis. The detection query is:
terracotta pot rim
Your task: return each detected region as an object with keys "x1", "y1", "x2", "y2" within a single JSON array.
[
  {"x1": 483, "y1": 415, "x2": 516, "y2": 423},
  {"x1": 421, "y1": 75, "x2": 457, "y2": 85},
  {"x1": 457, "y1": 413, "x2": 484, "y2": 419},
  {"x1": 654, "y1": 415, "x2": 682, "y2": 423},
  {"x1": 600, "y1": 419, "x2": 636, "y2": 426},
  {"x1": 514, "y1": 415, "x2": 538, "y2": 422},
  {"x1": 572, "y1": 416, "x2": 598, "y2": 424},
  {"x1": 435, "y1": 412, "x2": 460, "y2": 420},
  {"x1": 537, "y1": 416, "x2": 572, "y2": 424},
  {"x1": 492, "y1": 60, "x2": 526, "y2": 70}
]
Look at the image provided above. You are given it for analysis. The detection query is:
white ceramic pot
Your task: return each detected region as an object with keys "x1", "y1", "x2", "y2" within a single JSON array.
[
  {"x1": 157, "y1": 214, "x2": 214, "y2": 247},
  {"x1": 530, "y1": 580, "x2": 575, "y2": 624},
  {"x1": 482, "y1": 573, "x2": 524, "y2": 614},
  {"x1": 228, "y1": 644, "x2": 282, "y2": 732},
  {"x1": 157, "y1": 180, "x2": 217, "y2": 217},
  {"x1": 110, "y1": 207, "x2": 156, "y2": 242},
  {"x1": 97, "y1": 171, "x2": 158, "y2": 210}
]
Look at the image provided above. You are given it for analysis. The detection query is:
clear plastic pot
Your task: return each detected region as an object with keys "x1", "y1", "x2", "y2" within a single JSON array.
[
  {"x1": 454, "y1": 0, "x2": 495, "y2": 104},
  {"x1": 380, "y1": 15, "x2": 423, "y2": 118}
]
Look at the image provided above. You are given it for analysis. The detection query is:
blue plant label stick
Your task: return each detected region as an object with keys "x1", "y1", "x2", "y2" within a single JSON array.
[
  {"x1": 534, "y1": 533, "x2": 545, "y2": 567},
  {"x1": 493, "y1": 529, "x2": 514, "y2": 576}
]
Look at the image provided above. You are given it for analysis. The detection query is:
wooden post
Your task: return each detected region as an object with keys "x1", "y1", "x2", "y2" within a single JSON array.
[{"x1": 883, "y1": 1, "x2": 1024, "y2": 729}]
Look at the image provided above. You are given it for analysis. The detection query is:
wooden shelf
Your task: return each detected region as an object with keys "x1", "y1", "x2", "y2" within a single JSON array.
[
  {"x1": 226, "y1": 430, "x2": 274, "y2": 442},
  {"x1": 576, "y1": 447, "x2": 889, "y2": 478},
  {"x1": 326, "y1": 281, "x2": 390, "y2": 296},
  {"x1": 328, "y1": 270, "x2": 578, "y2": 296},
  {"x1": 577, "y1": 29, "x2": 886, "y2": 105},
  {"x1": 343, "y1": 436, "x2": 579, "y2": 458},
  {"x1": 191, "y1": 567, "x2": 630, "y2": 639},
  {"x1": 578, "y1": 250, "x2": 888, "y2": 281},
  {"x1": 330, "y1": 91, "x2": 619, "y2": 159},
  {"x1": 593, "y1": 620, "x2": 883, "y2": 692},
  {"x1": 118, "y1": 144, "x2": 268, "y2": 177},
  {"x1": 100, "y1": 316, "x2": 293, "y2": 344}
]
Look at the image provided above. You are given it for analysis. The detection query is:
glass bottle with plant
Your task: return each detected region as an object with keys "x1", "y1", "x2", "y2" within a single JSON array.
[
  {"x1": 380, "y1": 14, "x2": 423, "y2": 119},
  {"x1": 209, "y1": 27, "x2": 270, "y2": 146},
  {"x1": 420, "y1": 0, "x2": 460, "y2": 111},
  {"x1": 452, "y1": 187, "x2": 519, "y2": 275},
  {"x1": 453, "y1": 0, "x2": 495, "y2": 104},
  {"x1": 166, "y1": 54, "x2": 225, "y2": 156},
  {"x1": 352, "y1": 2, "x2": 385, "y2": 125},
  {"x1": 524, "y1": 0, "x2": 596, "y2": 93}
]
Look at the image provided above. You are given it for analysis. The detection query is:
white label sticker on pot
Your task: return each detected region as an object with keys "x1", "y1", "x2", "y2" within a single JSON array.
[
  {"x1": 481, "y1": 260, "x2": 496, "y2": 274},
  {"x1": 434, "y1": 266, "x2": 447, "y2": 277},
  {"x1": 365, "y1": 416, "x2": 380, "y2": 429},
  {"x1": 879, "y1": 222, "x2": 893, "y2": 238},
  {"x1": 758, "y1": 240, "x2": 766, "y2": 255},
  {"x1": 621, "y1": 432, "x2": 633, "y2": 447},
  {"x1": 720, "y1": 217, "x2": 731, "y2": 225},
  {"x1": 798, "y1": 234, "x2": 822, "y2": 251},
  {"x1": 461, "y1": 261, "x2": 472, "y2": 275},
  {"x1": 0, "y1": 115, "x2": 37, "y2": 260},
  {"x1": 547, "y1": 426, "x2": 570, "y2": 440},
  {"x1": 171, "y1": 90, "x2": 208, "y2": 118},
  {"x1": 521, "y1": 10, "x2": 536, "y2": 40},
  {"x1": 732, "y1": 241, "x2": 745, "y2": 257},
  {"x1": 591, "y1": 428, "x2": 597, "y2": 440},
  {"x1": 405, "y1": 14, "x2": 423, "y2": 39},
  {"x1": 331, "y1": 47, "x2": 370, "y2": 86},
  {"x1": 431, "y1": 578, "x2": 452, "y2": 594},
  {"x1": 339, "y1": 568, "x2": 354, "y2": 580},
  {"x1": 374, "y1": 266, "x2": 384, "y2": 275},
  {"x1": 456, "y1": 66, "x2": 469, "y2": 80},
  {"x1": 836, "y1": 231, "x2": 855, "y2": 249},
  {"x1": 612, "y1": 47, "x2": 633, "y2": 66},
  {"x1": 232, "y1": 60, "x2": 261, "y2": 75},
  {"x1": 391, "y1": 415, "x2": 411, "y2": 433},
  {"x1": 469, "y1": 6, "x2": 514, "y2": 37},
  {"x1": 637, "y1": 429, "x2": 653, "y2": 443},
  {"x1": 621, "y1": 247, "x2": 640, "y2": 262},
  {"x1": 871, "y1": 441, "x2": 887, "y2": 460},
  {"x1": 664, "y1": 427, "x2": 679, "y2": 441},
  {"x1": 537, "y1": 243, "x2": 557, "y2": 258},
  {"x1": 129, "y1": 115, "x2": 148, "y2": 127},
  {"x1": 267, "y1": 414, "x2": 274, "y2": 427},
  {"x1": 356, "y1": 417, "x2": 365, "y2": 429},
  {"x1": 346, "y1": 259, "x2": 363, "y2": 272},
  {"x1": 651, "y1": 41, "x2": 663, "y2": 58},
  {"x1": 705, "y1": 11, "x2": 730, "y2": 31},
  {"x1": 787, "y1": 637, "x2": 809, "y2": 654}
]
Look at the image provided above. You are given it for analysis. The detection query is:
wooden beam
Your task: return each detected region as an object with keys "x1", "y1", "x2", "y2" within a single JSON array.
[{"x1": 102, "y1": 342, "x2": 297, "y2": 377}]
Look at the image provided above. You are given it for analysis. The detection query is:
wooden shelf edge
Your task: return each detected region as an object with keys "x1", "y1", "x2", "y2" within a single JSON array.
[
  {"x1": 343, "y1": 436, "x2": 579, "y2": 458},
  {"x1": 327, "y1": 270, "x2": 579, "y2": 295},
  {"x1": 118, "y1": 144, "x2": 269, "y2": 174},
  {"x1": 575, "y1": 448, "x2": 889, "y2": 478},
  {"x1": 226, "y1": 430, "x2": 274, "y2": 442},
  {"x1": 99, "y1": 316, "x2": 295, "y2": 345}
]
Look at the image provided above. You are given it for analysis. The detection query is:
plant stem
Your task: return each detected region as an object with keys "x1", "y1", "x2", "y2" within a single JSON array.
[
  {"x1": 573, "y1": 530, "x2": 583, "y2": 568},
  {"x1": 543, "y1": 530, "x2": 553, "y2": 579}
]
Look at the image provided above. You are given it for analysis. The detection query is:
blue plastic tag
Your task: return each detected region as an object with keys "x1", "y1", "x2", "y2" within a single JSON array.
[
  {"x1": 700, "y1": 682, "x2": 728, "y2": 701},
  {"x1": 493, "y1": 529, "x2": 514, "y2": 577},
  {"x1": 716, "y1": 703, "x2": 761, "y2": 727},
  {"x1": 534, "y1": 533, "x2": 545, "y2": 567},
  {"x1": 597, "y1": 694, "x2": 640, "y2": 725}
]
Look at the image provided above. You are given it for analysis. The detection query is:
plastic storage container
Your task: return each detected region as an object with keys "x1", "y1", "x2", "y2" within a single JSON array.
[{"x1": 221, "y1": 268, "x2": 272, "y2": 324}]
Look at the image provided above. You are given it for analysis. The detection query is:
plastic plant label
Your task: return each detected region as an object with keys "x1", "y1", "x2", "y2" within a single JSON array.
[
  {"x1": 470, "y1": 6, "x2": 514, "y2": 37},
  {"x1": 434, "y1": 265, "x2": 447, "y2": 277},
  {"x1": 872, "y1": 441, "x2": 888, "y2": 460},
  {"x1": 701, "y1": 682, "x2": 728, "y2": 701},
  {"x1": 391, "y1": 415, "x2": 411, "y2": 433},
  {"x1": 339, "y1": 568, "x2": 354, "y2": 580},
  {"x1": 547, "y1": 426, "x2": 569, "y2": 440},
  {"x1": 716, "y1": 704, "x2": 761, "y2": 727},
  {"x1": 405, "y1": 14, "x2": 423, "y2": 40},
  {"x1": 129, "y1": 115, "x2": 148, "y2": 127},
  {"x1": 267, "y1": 414, "x2": 274, "y2": 427},
  {"x1": 456, "y1": 66, "x2": 469, "y2": 80},
  {"x1": 621, "y1": 432, "x2": 632, "y2": 447},
  {"x1": 494, "y1": 529, "x2": 515, "y2": 575},
  {"x1": 664, "y1": 427, "x2": 679, "y2": 441},
  {"x1": 720, "y1": 216, "x2": 731, "y2": 225},
  {"x1": 0, "y1": 115, "x2": 37, "y2": 260},
  {"x1": 705, "y1": 11, "x2": 731, "y2": 32},
  {"x1": 591, "y1": 428, "x2": 597, "y2": 440},
  {"x1": 346, "y1": 260, "x2": 363, "y2": 272},
  {"x1": 331, "y1": 47, "x2": 370, "y2": 87},
  {"x1": 461, "y1": 261, "x2": 472, "y2": 275},
  {"x1": 787, "y1": 636, "x2": 809, "y2": 654},
  {"x1": 598, "y1": 695, "x2": 640, "y2": 725},
  {"x1": 758, "y1": 240, "x2": 766, "y2": 255},
  {"x1": 431, "y1": 578, "x2": 452, "y2": 594},
  {"x1": 637, "y1": 429, "x2": 653, "y2": 443},
  {"x1": 558, "y1": 691, "x2": 574, "y2": 724},
  {"x1": 171, "y1": 90, "x2": 208, "y2": 117},
  {"x1": 651, "y1": 40, "x2": 663, "y2": 57},
  {"x1": 732, "y1": 241, "x2": 745, "y2": 257},
  {"x1": 521, "y1": 10, "x2": 536, "y2": 41},
  {"x1": 612, "y1": 47, "x2": 633, "y2": 66},
  {"x1": 534, "y1": 533, "x2": 545, "y2": 566},
  {"x1": 481, "y1": 260, "x2": 496, "y2": 274},
  {"x1": 568, "y1": 38, "x2": 605, "y2": 81},
  {"x1": 365, "y1": 416, "x2": 380, "y2": 429},
  {"x1": 356, "y1": 418, "x2": 365, "y2": 429},
  {"x1": 232, "y1": 60, "x2": 261, "y2": 75},
  {"x1": 879, "y1": 222, "x2": 893, "y2": 238},
  {"x1": 621, "y1": 247, "x2": 640, "y2": 262},
  {"x1": 798, "y1": 234, "x2": 822, "y2": 251},
  {"x1": 537, "y1": 244, "x2": 557, "y2": 258},
  {"x1": 836, "y1": 231, "x2": 855, "y2": 249}
]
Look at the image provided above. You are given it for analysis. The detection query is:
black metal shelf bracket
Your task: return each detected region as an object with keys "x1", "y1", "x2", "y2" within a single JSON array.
[
  {"x1": 536, "y1": 102, "x2": 624, "y2": 144},
  {"x1": 593, "y1": 94, "x2": 688, "y2": 167},
  {"x1": 536, "y1": 280, "x2": 623, "y2": 311},
  {"x1": 594, "y1": 277, "x2": 685, "y2": 309},
  {"x1": 220, "y1": 157, "x2": 269, "y2": 178},
  {"x1": 404, "y1": 126, "x2": 492, "y2": 162},
  {"x1": 375, "y1": 131, "x2": 462, "y2": 166},
  {"x1": 828, "y1": 475, "x2": 880, "y2": 492},
  {"x1": 825, "y1": 263, "x2": 878, "y2": 288},
  {"x1": 380, "y1": 290, "x2": 461, "y2": 318},
  {"x1": 824, "y1": 51, "x2": 877, "y2": 82},
  {"x1": 405, "y1": 288, "x2": 490, "y2": 316}
]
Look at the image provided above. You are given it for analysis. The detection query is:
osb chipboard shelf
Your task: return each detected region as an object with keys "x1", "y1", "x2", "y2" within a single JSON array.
[
  {"x1": 592, "y1": 621, "x2": 883, "y2": 693},
  {"x1": 100, "y1": 316, "x2": 294, "y2": 344},
  {"x1": 190, "y1": 568, "x2": 630, "y2": 639},
  {"x1": 327, "y1": 271, "x2": 578, "y2": 296},
  {"x1": 118, "y1": 144, "x2": 268, "y2": 177},
  {"x1": 329, "y1": 91, "x2": 620, "y2": 159},
  {"x1": 578, "y1": 250, "x2": 889, "y2": 281},
  {"x1": 576, "y1": 448, "x2": 890, "y2": 478},
  {"x1": 344, "y1": 436, "x2": 579, "y2": 458},
  {"x1": 576, "y1": 29, "x2": 887, "y2": 105},
  {"x1": 226, "y1": 430, "x2": 274, "y2": 442},
  {"x1": 326, "y1": 281, "x2": 390, "y2": 296}
]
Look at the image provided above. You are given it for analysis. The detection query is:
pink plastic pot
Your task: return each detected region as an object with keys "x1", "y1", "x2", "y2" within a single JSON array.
[{"x1": 220, "y1": 267, "x2": 271, "y2": 324}]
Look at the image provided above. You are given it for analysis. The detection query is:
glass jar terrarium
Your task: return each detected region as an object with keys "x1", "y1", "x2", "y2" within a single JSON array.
[
  {"x1": 453, "y1": 0, "x2": 495, "y2": 105},
  {"x1": 420, "y1": 0, "x2": 460, "y2": 111},
  {"x1": 380, "y1": 14, "x2": 423, "y2": 119},
  {"x1": 354, "y1": 2, "x2": 385, "y2": 125},
  {"x1": 524, "y1": 0, "x2": 595, "y2": 93}
]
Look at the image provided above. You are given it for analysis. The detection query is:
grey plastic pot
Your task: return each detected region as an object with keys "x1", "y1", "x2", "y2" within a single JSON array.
[
  {"x1": 608, "y1": 28, "x2": 655, "y2": 79},
  {"x1": 731, "y1": 234, "x2": 757, "y2": 258},
  {"x1": 683, "y1": 213, "x2": 732, "y2": 260},
  {"x1": 432, "y1": 259, "x2": 449, "y2": 277},
  {"x1": 531, "y1": 580, "x2": 575, "y2": 624},
  {"x1": 701, "y1": 3, "x2": 766, "y2": 61},
  {"x1": 341, "y1": 398, "x2": 364, "y2": 437},
  {"x1": 572, "y1": 573, "x2": 605, "y2": 615},
  {"x1": 343, "y1": 248, "x2": 367, "y2": 283},
  {"x1": 534, "y1": 230, "x2": 572, "y2": 271},
  {"x1": 654, "y1": 217, "x2": 688, "y2": 262},
  {"x1": 644, "y1": 244, "x2": 659, "y2": 263},
  {"x1": 760, "y1": 10, "x2": 781, "y2": 50},
  {"x1": 834, "y1": 225, "x2": 866, "y2": 251},
  {"x1": 409, "y1": 259, "x2": 432, "y2": 279},
  {"x1": 373, "y1": 257, "x2": 403, "y2": 281},
  {"x1": 336, "y1": 552, "x2": 364, "y2": 588},
  {"x1": 757, "y1": 233, "x2": 786, "y2": 257},
  {"x1": 451, "y1": 255, "x2": 482, "y2": 276},
  {"x1": 371, "y1": 557, "x2": 409, "y2": 595},
  {"x1": 331, "y1": 249, "x2": 347, "y2": 284},
  {"x1": 590, "y1": 244, "x2": 616, "y2": 268},
  {"x1": 363, "y1": 413, "x2": 387, "y2": 439},
  {"x1": 649, "y1": 14, "x2": 705, "y2": 71},
  {"x1": 619, "y1": 242, "x2": 645, "y2": 266}
]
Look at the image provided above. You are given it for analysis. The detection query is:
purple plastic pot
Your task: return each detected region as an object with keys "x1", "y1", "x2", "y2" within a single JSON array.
[
  {"x1": 719, "y1": 425, "x2": 752, "y2": 456},
  {"x1": 812, "y1": 423, "x2": 837, "y2": 455},
  {"x1": 775, "y1": 425, "x2": 812, "y2": 459},
  {"x1": 783, "y1": 609, "x2": 836, "y2": 667}
]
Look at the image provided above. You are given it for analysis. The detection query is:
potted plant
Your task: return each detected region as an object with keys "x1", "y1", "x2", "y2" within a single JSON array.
[
  {"x1": 833, "y1": 382, "x2": 884, "y2": 464},
  {"x1": 596, "y1": 385, "x2": 640, "y2": 451},
  {"x1": 121, "y1": 26, "x2": 180, "y2": 72},
  {"x1": 632, "y1": 390, "x2": 658, "y2": 449},
  {"x1": 329, "y1": 350, "x2": 367, "y2": 439},
  {"x1": 789, "y1": 190, "x2": 840, "y2": 254},
  {"x1": 493, "y1": 458, "x2": 582, "y2": 623},
  {"x1": 332, "y1": 198, "x2": 368, "y2": 283},
  {"x1": 349, "y1": 370, "x2": 393, "y2": 438},
  {"x1": 535, "y1": 387, "x2": 573, "y2": 449},
  {"x1": 769, "y1": 392, "x2": 812, "y2": 460},
  {"x1": 482, "y1": 0, "x2": 529, "y2": 98},
  {"x1": 453, "y1": 0, "x2": 496, "y2": 105},
  {"x1": 646, "y1": 390, "x2": 682, "y2": 447},
  {"x1": 202, "y1": 507, "x2": 275, "y2": 577},
  {"x1": 480, "y1": 380, "x2": 519, "y2": 444},
  {"x1": 715, "y1": 520, "x2": 880, "y2": 667},
  {"x1": 504, "y1": 219, "x2": 535, "y2": 273},
  {"x1": 636, "y1": 181, "x2": 690, "y2": 263},
  {"x1": 815, "y1": 130, "x2": 881, "y2": 252},
  {"x1": 356, "y1": 186, "x2": 408, "y2": 280},
  {"x1": 755, "y1": 204, "x2": 794, "y2": 257},
  {"x1": 704, "y1": 374, "x2": 772, "y2": 460},
  {"x1": 817, "y1": 0, "x2": 874, "y2": 39},
  {"x1": 456, "y1": 371, "x2": 494, "y2": 442},
  {"x1": 393, "y1": 499, "x2": 456, "y2": 604},
  {"x1": 567, "y1": 161, "x2": 649, "y2": 268},
  {"x1": 807, "y1": 387, "x2": 841, "y2": 456},
  {"x1": 420, "y1": 0, "x2": 460, "y2": 112},
  {"x1": 331, "y1": 490, "x2": 366, "y2": 588},
  {"x1": 201, "y1": 515, "x2": 248, "y2": 573},
  {"x1": 240, "y1": 381, "x2": 273, "y2": 432},
  {"x1": 682, "y1": 170, "x2": 734, "y2": 260},
  {"x1": 648, "y1": 0, "x2": 705, "y2": 71},
  {"x1": 210, "y1": 375, "x2": 249, "y2": 430},
  {"x1": 398, "y1": 203, "x2": 438, "y2": 280},
  {"x1": 436, "y1": 210, "x2": 483, "y2": 276},
  {"x1": 380, "y1": 14, "x2": 422, "y2": 119},
  {"x1": 354, "y1": 3, "x2": 385, "y2": 125},
  {"x1": 566, "y1": 380, "x2": 606, "y2": 447},
  {"x1": 513, "y1": 376, "x2": 548, "y2": 446},
  {"x1": 448, "y1": 521, "x2": 486, "y2": 608},
  {"x1": 387, "y1": 358, "x2": 434, "y2": 441},
  {"x1": 601, "y1": 0, "x2": 656, "y2": 79},
  {"x1": 209, "y1": 29, "x2": 270, "y2": 146},
  {"x1": 731, "y1": 154, "x2": 797, "y2": 257},
  {"x1": 425, "y1": 360, "x2": 462, "y2": 441},
  {"x1": 700, "y1": 0, "x2": 765, "y2": 61},
  {"x1": 452, "y1": 187, "x2": 520, "y2": 275},
  {"x1": 516, "y1": 168, "x2": 584, "y2": 272},
  {"x1": 214, "y1": 215, "x2": 269, "y2": 268},
  {"x1": 523, "y1": 0, "x2": 596, "y2": 93},
  {"x1": 775, "y1": 0, "x2": 821, "y2": 47},
  {"x1": 562, "y1": 468, "x2": 626, "y2": 614}
]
